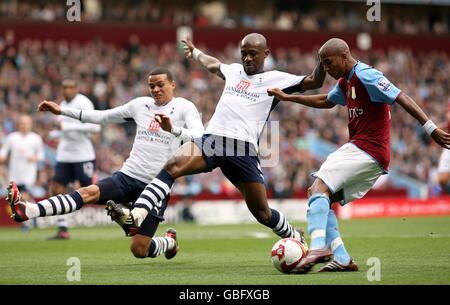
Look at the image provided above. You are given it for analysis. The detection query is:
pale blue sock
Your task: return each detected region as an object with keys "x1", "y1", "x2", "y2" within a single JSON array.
[
  {"x1": 326, "y1": 209, "x2": 351, "y2": 265},
  {"x1": 307, "y1": 193, "x2": 330, "y2": 249}
]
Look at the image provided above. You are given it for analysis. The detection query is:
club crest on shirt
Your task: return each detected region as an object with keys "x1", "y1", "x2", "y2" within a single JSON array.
[
  {"x1": 148, "y1": 120, "x2": 160, "y2": 131},
  {"x1": 235, "y1": 80, "x2": 251, "y2": 91},
  {"x1": 346, "y1": 86, "x2": 357, "y2": 100},
  {"x1": 377, "y1": 78, "x2": 391, "y2": 92}
]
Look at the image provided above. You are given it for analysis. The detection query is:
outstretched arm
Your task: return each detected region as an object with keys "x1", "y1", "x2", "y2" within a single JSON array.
[
  {"x1": 38, "y1": 100, "x2": 131, "y2": 125},
  {"x1": 182, "y1": 38, "x2": 224, "y2": 79},
  {"x1": 299, "y1": 58, "x2": 326, "y2": 91},
  {"x1": 396, "y1": 93, "x2": 450, "y2": 149},
  {"x1": 267, "y1": 88, "x2": 335, "y2": 109},
  {"x1": 60, "y1": 121, "x2": 101, "y2": 133}
]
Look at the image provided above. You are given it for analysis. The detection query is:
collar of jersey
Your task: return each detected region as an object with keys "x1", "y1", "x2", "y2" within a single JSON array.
[
  {"x1": 245, "y1": 70, "x2": 265, "y2": 78},
  {"x1": 154, "y1": 97, "x2": 175, "y2": 107},
  {"x1": 345, "y1": 61, "x2": 360, "y2": 81}
]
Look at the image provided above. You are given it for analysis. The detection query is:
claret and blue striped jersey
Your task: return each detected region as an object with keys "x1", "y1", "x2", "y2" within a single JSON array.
[{"x1": 327, "y1": 62, "x2": 402, "y2": 171}]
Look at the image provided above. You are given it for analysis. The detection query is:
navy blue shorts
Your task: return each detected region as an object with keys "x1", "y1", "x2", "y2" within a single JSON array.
[
  {"x1": 96, "y1": 171, "x2": 146, "y2": 205},
  {"x1": 53, "y1": 160, "x2": 95, "y2": 187},
  {"x1": 192, "y1": 134, "x2": 265, "y2": 186},
  {"x1": 96, "y1": 171, "x2": 165, "y2": 237}
]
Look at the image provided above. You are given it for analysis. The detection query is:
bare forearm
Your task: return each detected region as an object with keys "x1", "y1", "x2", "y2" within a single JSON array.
[
  {"x1": 196, "y1": 50, "x2": 221, "y2": 74},
  {"x1": 396, "y1": 93, "x2": 430, "y2": 125},
  {"x1": 183, "y1": 39, "x2": 222, "y2": 77},
  {"x1": 397, "y1": 93, "x2": 450, "y2": 148},
  {"x1": 311, "y1": 61, "x2": 326, "y2": 88},
  {"x1": 301, "y1": 61, "x2": 326, "y2": 91},
  {"x1": 283, "y1": 93, "x2": 334, "y2": 109}
]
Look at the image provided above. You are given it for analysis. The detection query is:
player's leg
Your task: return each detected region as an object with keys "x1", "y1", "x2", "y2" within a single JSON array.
[
  {"x1": 7, "y1": 181, "x2": 87, "y2": 223},
  {"x1": 129, "y1": 215, "x2": 178, "y2": 260},
  {"x1": 236, "y1": 181, "x2": 304, "y2": 242},
  {"x1": 324, "y1": 191, "x2": 351, "y2": 266},
  {"x1": 7, "y1": 164, "x2": 99, "y2": 224},
  {"x1": 322, "y1": 189, "x2": 352, "y2": 266},
  {"x1": 98, "y1": 173, "x2": 179, "y2": 259},
  {"x1": 294, "y1": 144, "x2": 366, "y2": 273},
  {"x1": 8, "y1": 163, "x2": 76, "y2": 239},
  {"x1": 317, "y1": 203, "x2": 358, "y2": 273},
  {"x1": 306, "y1": 177, "x2": 332, "y2": 251},
  {"x1": 299, "y1": 144, "x2": 383, "y2": 273},
  {"x1": 218, "y1": 148, "x2": 305, "y2": 243},
  {"x1": 117, "y1": 141, "x2": 209, "y2": 234},
  {"x1": 292, "y1": 178, "x2": 338, "y2": 273},
  {"x1": 306, "y1": 143, "x2": 379, "y2": 252}
]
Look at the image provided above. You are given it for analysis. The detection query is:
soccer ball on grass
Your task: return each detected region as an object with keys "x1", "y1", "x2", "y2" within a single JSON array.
[{"x1": 271, "y1": 238, "x2": 308, "y2": 274}]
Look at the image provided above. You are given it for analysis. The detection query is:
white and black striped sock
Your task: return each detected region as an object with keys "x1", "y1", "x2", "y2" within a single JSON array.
[
  {"x1": 147, "y1": 236, "x2": 175, "y2": 258},
  {"x1": 270, "y1": 209, "x2": 299, "y2": 239},
  {"x1": 133, "y1": 170, "x2": 174, "y2": 226},
  {"x1": 36, "y1": 192, "x2": 84, "y2": 217}
]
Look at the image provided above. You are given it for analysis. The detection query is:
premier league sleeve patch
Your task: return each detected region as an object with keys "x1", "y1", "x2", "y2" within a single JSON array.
[
  {"x1": 359, "y1": 66, "x2": 401, "y2": 104},
  {"x1": 377, "y1": 78, "x2": 392, "y2": 92}
]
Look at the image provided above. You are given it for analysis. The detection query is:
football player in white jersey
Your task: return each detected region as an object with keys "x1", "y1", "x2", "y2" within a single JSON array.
[
  {"x1": 47, "y1": 79, "x2": 101, "y2": 240},
  {"x1": 107, "y1": 33, "x2": 325, "y2": 250},
  {"x1": 7, "y1": 67, "x2": 204, "y2": 259},
  {"x1": 0, "y1": 115, "x2": 44, "y2": 231}
]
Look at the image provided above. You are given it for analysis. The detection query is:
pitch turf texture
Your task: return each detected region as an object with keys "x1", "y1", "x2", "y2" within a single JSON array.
[{"x1": 1, "y1": 217, "x2": 449, "y2": 285}]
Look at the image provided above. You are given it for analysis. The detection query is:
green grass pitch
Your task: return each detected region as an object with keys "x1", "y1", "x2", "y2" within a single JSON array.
[{"x1": 1, "y1": 216, "x2": 449, "y2": 285}]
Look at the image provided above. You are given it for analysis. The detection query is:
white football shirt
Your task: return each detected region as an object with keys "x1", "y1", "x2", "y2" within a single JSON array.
[
  {"x1": 0, "y1": 131, "x2": 44, "y2": 187},
  {"x1": 57, "y1": 93, "x2": 101, "y2": 162},
  {"x1": 205, "y1": 63, "x2": 305, "y2": 150},
  {"x1": 61, "y1": 96, "x2": 204, "y2": 184}
]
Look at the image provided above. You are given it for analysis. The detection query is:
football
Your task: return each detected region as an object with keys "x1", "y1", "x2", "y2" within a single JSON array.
[{"x1": 271, "y1": 238, "x2": 308, "y2": 274}]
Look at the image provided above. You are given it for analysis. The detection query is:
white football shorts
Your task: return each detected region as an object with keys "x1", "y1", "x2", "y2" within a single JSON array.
[
  {"x1": 312, "y1": 143, "x2": 385, "y2": 205},
  {"x1": 438, "y1": 148, "x2": 450, "y2": 173}
]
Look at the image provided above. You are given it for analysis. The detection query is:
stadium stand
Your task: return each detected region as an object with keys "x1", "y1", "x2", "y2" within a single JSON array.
[{"x1": 0, "y1": 0, "x2": 449, "y2": 202}]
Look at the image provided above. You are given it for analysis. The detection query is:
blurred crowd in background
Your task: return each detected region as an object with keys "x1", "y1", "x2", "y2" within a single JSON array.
[
  {"x1": 0, "y1": 0, "x2": 449, "y2": 200},
  {"x1": 1, "y1": 0, "x2": 449, "y2": 35},
  {"x1": 1, "y1": 26, "x2": 448, "y2": 199}
]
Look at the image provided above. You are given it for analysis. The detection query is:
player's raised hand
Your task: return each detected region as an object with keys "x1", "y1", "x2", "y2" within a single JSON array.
[
  {"x1": 267, "y1": 88, "x2": 288, "y2": 100},
  {"x1": 38, "y1": 100, "x2": 61, "y2": 115},
  {"x1": 181, "y1": 38, "x2": 195, "y2": 59},
  {"x1": 154, "y1": 113, "x2": 173, "y2": 133},
  {"x1": 431, "y1": 128, "x2": 450, "y2": 149}
]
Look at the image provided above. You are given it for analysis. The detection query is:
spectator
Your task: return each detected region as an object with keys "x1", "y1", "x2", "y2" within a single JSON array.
[{"x1": 0, "y1": 32, "x2": 448, "y2": 197}]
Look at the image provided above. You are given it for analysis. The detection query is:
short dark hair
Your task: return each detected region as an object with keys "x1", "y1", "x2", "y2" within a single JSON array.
[
  {"x1": 61, "y1": 78, "x2": 77, "y2": 87},
  {"x1": 149, "y1": 67, "x2": 174, "y2": 82}
]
